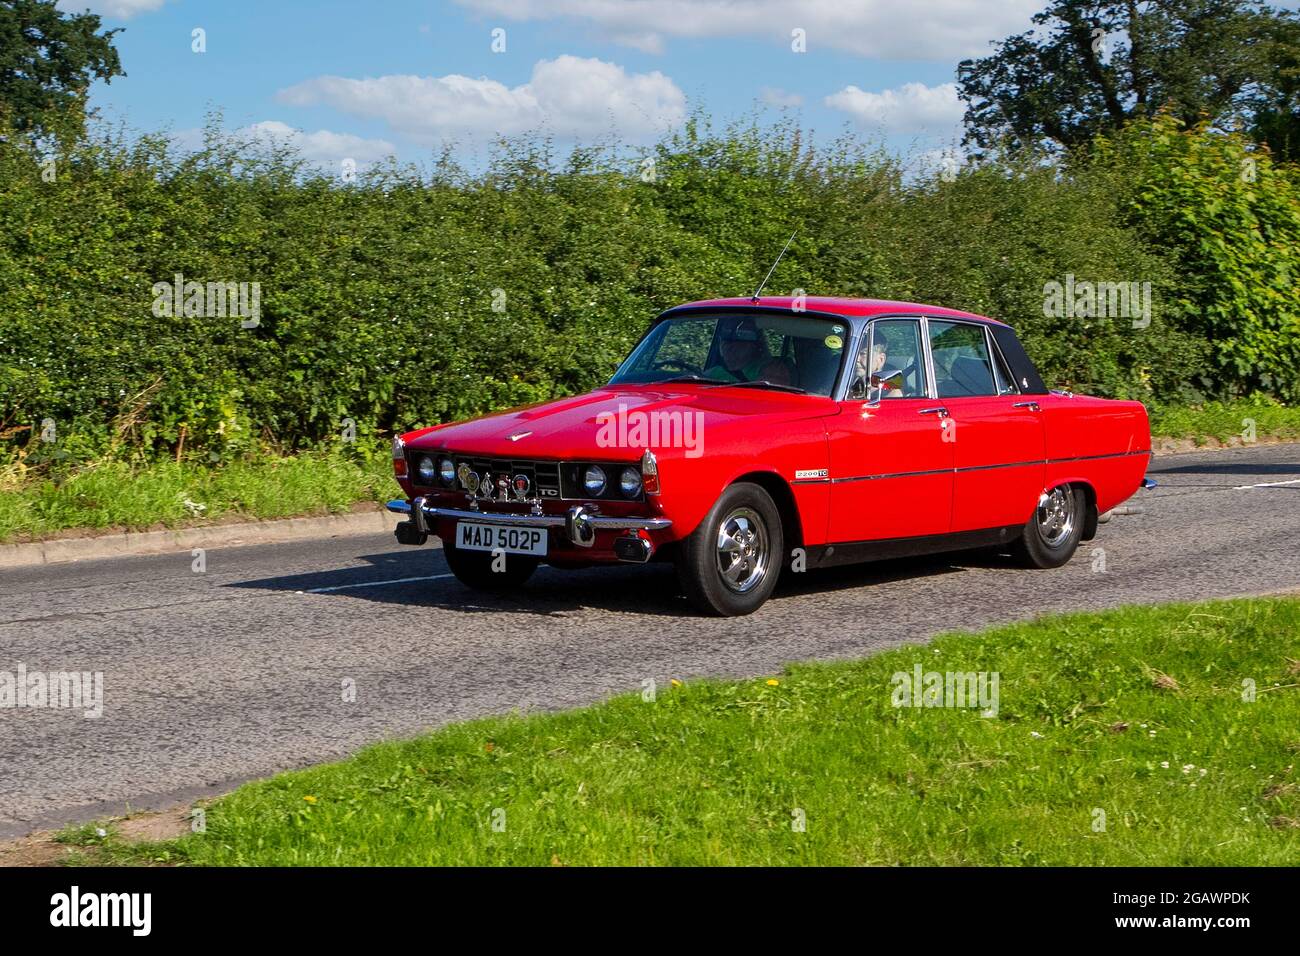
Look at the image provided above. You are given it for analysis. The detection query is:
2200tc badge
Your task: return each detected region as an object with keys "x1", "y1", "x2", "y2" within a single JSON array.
[{"x1": 388, "y1": 296, "x2": 1154, "y2": 616}]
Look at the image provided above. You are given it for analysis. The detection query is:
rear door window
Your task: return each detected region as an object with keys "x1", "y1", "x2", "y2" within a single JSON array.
[{"x1": 928, "y1": 321, "x2": 998, "y2": 398}]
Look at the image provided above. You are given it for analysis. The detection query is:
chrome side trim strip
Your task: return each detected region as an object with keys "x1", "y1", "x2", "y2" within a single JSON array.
[
  {"x1": 831, "y1": 467, "x2": 952, "y2": 483},
  {"x1": 956, "y1": 459, "x2": 1043, "y2": 473},
  {"x1": 823, "y1": 449, "x2": 1152, "y2": 485},
  {"x1": 1050, "y1": 449, "x2": 1152, "y2": 464}
]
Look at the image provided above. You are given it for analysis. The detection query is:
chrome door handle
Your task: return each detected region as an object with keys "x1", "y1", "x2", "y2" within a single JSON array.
[
  {"x1": 919, "y1": 406, "x2": 949, "y2": 418},
  {"x1": 1012, "y1": 401, "x2": 1041, "y2": 411}
]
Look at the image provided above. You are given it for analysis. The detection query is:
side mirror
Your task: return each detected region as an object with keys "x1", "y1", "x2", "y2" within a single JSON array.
[{"x1": 865, "y1": 381, "x2": 885, "y2": 406}]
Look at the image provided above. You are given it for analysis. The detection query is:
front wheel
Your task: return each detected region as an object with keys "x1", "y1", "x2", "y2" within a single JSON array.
[
  {"x1": 676, "y1": 482, "x2": 783, "y2": 616},
  {"x1": 443, "y1": 539, "x2": 539, "y2": 591},
  {"x1": 1012, "y1": 484, "x2": 1085, "y2": 569}
]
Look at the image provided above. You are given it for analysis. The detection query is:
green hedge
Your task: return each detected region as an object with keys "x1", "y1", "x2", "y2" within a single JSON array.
[{"x1": 0, "y1": 116, "x2": 1294, "y2": 473}]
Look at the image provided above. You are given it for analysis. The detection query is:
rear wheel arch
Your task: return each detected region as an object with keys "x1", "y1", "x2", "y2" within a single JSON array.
[
  {"x1": 1047, "y1": 478, "x2": 1098, "y2": 541},
  {"x1": 1074, "y1": 481, "x2": 1099, "y2": 541}
]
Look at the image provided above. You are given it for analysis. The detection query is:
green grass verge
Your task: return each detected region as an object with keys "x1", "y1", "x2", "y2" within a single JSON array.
[
  {"x1": 102, "y1": 597, "x2": 1300, "y2": 866},
  {"x1": 1149, "y1": 399, "x2": 1300, "y2": 444},
  {"x1": 0, "y1": 452, "x2": 392, "y2": 543}
]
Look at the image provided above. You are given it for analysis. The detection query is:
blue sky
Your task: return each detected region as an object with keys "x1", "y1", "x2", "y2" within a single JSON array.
[{"x1": 64, "y1": 0, "x2": 1059, "y2": 171}]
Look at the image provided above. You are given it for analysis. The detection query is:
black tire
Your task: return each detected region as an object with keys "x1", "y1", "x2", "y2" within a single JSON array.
[
  {"x1": 443, "y1": 539, "x2": 539, "y2": 591},
  {"x1": 676, "y1": 482, "x2": 784, "y2": 616},
  {"x1": 1013, "y1": 484, "x2": 1085, "y2": 569}
]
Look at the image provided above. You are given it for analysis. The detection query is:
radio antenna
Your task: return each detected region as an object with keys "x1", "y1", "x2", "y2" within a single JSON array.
[{"x1": 751, "y1": 230, "x2": 796, "y2": 303}]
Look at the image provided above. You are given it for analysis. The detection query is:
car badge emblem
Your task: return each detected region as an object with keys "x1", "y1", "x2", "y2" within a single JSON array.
[{"x1": 508, "y1": 431, "x2": 532, "y2": 442}]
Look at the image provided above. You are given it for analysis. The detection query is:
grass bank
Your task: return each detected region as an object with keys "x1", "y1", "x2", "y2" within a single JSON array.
[
  {"x1": 0, "y1": 452, "x2": 391, "y2": 543},
  {"x1": 85, "y1": 597, "x2": 1300, "y2": 866},
  {"x1": 1148, "y1": 399, "x2": 1300, "y2": 444}
]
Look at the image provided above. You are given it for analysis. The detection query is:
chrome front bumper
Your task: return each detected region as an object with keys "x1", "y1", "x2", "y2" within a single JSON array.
[{"x1": 386, "y1": 498, "x2": 672, "y2": 548}]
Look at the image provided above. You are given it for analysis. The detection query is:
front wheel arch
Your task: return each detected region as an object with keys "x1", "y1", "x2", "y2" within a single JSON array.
[
  {"x1": 675, "y1": 480, "x2": 785, "y2": 616},
  {"x1": 731, "y1": 470, "x2": 803, "y2": 555}
]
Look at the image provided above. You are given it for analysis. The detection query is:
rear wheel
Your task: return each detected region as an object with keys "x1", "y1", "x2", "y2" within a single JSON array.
[
  {"x1": 443, "y1": 539, "x2": 539, "y2": 591},
  {"x1": 676, "y1": 482, "x2": 783, "y2": 616},
  {"x1": 1013, "y1": 484, "x2": 1085, "y2": 569}
]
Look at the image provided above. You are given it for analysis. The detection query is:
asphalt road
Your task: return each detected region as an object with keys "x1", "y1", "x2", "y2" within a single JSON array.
[{"x1": 2, "y1": 443, "x2": 1299, "y2": 838}]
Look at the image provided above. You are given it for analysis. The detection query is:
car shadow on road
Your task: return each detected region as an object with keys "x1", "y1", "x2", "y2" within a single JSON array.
[
  {"x1": 228, "y1": 547, "x2": 982, "y2": 617},
  {"x1": 1150, "y1": 459, "x2": 1299, "y2": 477}
]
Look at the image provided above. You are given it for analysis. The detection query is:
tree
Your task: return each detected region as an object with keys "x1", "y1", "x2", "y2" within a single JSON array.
[
  {"x1": 0, "y1": 0, "x2": 124, "y2": 139},
  {"x1": 958, "y1": 0, "x2": 1300, "y2": 163}
]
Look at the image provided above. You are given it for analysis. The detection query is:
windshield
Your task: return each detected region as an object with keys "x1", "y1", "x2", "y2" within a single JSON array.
[{"x1": 609, "y1": 312, "x2": 849, "y2": 397}]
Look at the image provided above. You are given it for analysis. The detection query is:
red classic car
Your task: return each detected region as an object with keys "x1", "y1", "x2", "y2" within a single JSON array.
[{"x1": 388, "y1": 297, "x2": 1154, "y2": 615}]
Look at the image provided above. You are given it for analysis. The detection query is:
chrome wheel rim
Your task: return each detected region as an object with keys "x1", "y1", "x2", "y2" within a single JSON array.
[
  {"x1": 716, "y1": 507, "x2": 769, "y2": 593},
  {"x1": 1037, "y1": 486, "x2": 1075, "y2": 548}
]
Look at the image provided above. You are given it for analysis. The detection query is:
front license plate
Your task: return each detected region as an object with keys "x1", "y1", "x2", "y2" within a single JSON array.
[{"x1": 455, "y1": 522, "x2": 547, "y2": 556}]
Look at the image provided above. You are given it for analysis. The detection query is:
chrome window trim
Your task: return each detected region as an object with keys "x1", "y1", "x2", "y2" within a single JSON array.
[
  {"x1": 920, "y1": 316, "x2": 939, "y2": 400},
  {"x1": 925, "y1": 316, "x2": 1005, "y2": 400},
  {"x1": 614, "y1": 305, "x2": 854, "y2": 398},
  {"x1": 839, "y1": 314, "x2": 934, "y2": 402},
  {"x1": 984, "y1": 324, "x2": 1021, "y2": 395}
]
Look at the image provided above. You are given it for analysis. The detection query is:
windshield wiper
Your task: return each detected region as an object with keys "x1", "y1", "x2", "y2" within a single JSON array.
[
  {"x1": 652, "y1": 374, "x2": 728, "y2": 385},
  {"x1": 713, "y1": 379, "x2": 807, "y2": 394}
]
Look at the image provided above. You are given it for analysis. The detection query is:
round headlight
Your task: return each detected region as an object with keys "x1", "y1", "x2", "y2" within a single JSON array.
[
  {"x1": 438, "y1": 458, "x2": 456, "y2": 485},
  {"x1": 416, "y1": 455, "x2": 437, "y2": 484},
  {"x1": 583, "y1": 464, "x2": 607, "y2": 496},
  {"x1": 619, "y1": 466, "x2": 642, "y2": 498}
]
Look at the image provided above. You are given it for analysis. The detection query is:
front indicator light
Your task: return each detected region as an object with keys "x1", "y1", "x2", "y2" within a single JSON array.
[
  {"x1": 640, "y1": 449, "x2": 660, "y2": 495},
  {"x1": 392, "y1": 436, "x2": 406, "y2": 477}
]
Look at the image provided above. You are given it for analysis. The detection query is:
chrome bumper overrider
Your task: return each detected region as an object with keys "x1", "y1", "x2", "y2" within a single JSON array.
[{"x1": 386, "y1": 498, "x2": 671, "y2": 548}]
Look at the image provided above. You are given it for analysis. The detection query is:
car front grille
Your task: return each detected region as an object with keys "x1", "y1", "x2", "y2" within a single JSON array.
[
  {"x1": 407, "y1": 452, "x2": 642, "y2": 502},
  {"x1": 408, "y1": 452, "x2": 562, "y2": 500}
]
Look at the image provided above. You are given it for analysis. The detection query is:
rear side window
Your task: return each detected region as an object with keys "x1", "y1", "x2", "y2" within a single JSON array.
[
  {"x1": 928, "y1": 321, "x2": 997, "y2": 398},
  {"x1": 989, "y1": 337, "x2": 1019, "y2": 395}
]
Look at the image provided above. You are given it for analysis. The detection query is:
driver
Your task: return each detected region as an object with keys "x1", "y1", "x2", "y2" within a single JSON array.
[
  {"x1": 854, "y1": 341, "x2": 904, "y2": 397},
  {"x1": 704, "y1": 318, "x2": 792, "y2": 384}
]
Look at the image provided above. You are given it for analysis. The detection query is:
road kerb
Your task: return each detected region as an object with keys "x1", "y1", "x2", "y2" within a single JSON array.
[{"x1": 0, "y1": 508, "x2": 400, "y2": 569}]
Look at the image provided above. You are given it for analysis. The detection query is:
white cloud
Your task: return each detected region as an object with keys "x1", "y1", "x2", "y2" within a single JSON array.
[
  {"x1": 825, "y1": 82, "x2": 964, "y2": 134},
  {"x1": 455, "y1": 0, "x2": 1039, "y2": 60},
  {"x1": 277, "y1": 56, "x2": 685, "y2": 144},
  {"x1": 56, "y1": 0, "x2": 169, "y2": 18},
  {"x1": 760, "y1": 86, "x2": 803, "y2": 108},
  {"x1": 240, "y1": 121, "x2": 396, "y2": 165}
]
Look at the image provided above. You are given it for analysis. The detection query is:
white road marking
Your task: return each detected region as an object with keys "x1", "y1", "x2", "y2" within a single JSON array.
[
  {"x1": 305, "y1": 574, "x2": 454, "y2": 594},
  {"x1": 1233, "y1": 478, "x2": 1300, "y2": 490}
]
